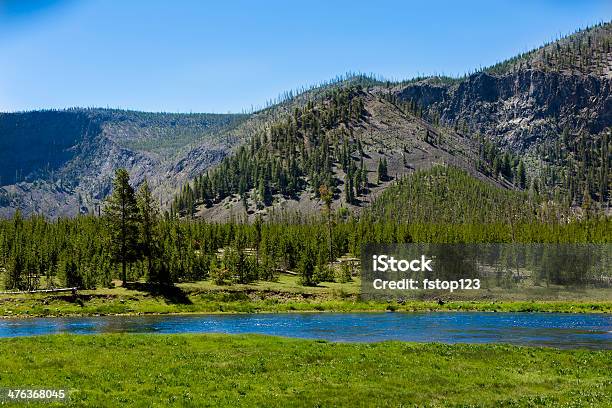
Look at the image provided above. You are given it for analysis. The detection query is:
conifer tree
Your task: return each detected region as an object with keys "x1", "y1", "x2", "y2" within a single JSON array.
[
  {"x1": 137, "y1": 179, "x2": 160, "y2": 283},
  {"x1": 377, "y1": 157, "x2": 388, "y2": 183},
  {"x1": 345, "y1": 173, "x2": 354, "y2": 204},
  {"x1": 502, "y1": 153, "x2": 512, "y2": 179},
  {"x1": 254, "y1": 214, "x2": 262, "y2": 264},
  {"x1": 258, "y1": 175, "x2": 272, "y2": 206},
  {"x1": 298, "y1": 243, "x2": 317, "y2": 286},
  {"x1": 6, "y1": 245, "x2": 25, "y2": 290},
  {"x1": 104, "y1": 169, "x2": 140, "y2": 285},
  {"x1": 600, "y1": 132, "x2": 609, "y2": 202},
  {"x1": 4, "y1": 211, "x2": 25, "y2": 290},
  {"x1": 319, "y1": 184, "x2": 333, "y2": 261}
]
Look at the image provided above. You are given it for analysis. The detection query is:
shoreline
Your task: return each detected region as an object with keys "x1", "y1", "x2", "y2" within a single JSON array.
[
  {"x1": 2, "y1": 299, "x2": 611, "y2": 319},
  {"x1": 2, "y1": 276, "x2": 610, "y2": 318}
]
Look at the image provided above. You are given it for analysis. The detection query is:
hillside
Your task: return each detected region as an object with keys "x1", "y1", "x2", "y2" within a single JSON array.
[
  {"x1": 388, "y1": 22, "x2": 611, "y2": 209},
  {"x1": 172, "y1": 24, "x2": 611, "y2": 221},
  {"x1": 0, "y1": 81, "x2": 376, "y2": 219},
  {"x1": 367, "y1": 166, "x2": 573, "y2": 224},
  {"x1": 0, "y1": 22, "x2": 610, "y2": 220},
  {"x1": 485, "y1": 22, "x2": 612, "y2": 77},
  {"x1": 0, "y1": 109, "x2": 250, "y2": 217},
  {"x1": 171, "y1": 84, "x2": 499, "y2": 222}
]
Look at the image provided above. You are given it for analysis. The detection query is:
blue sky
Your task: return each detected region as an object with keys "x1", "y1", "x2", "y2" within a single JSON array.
[{"x1": 0, "y1": 0, "x2": 610, "y2": 113}]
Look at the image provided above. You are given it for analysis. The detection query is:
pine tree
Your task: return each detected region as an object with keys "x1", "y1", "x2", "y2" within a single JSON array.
[
  {"x1": 6, "y1": 246, "x2": 25, "y2": 290},
  {"x1": 377, "y1": 157, "x2": 388, "y2": 183},
  {"x1": 137, "y1": 179, "x2": 161, "y2": 283},
  {"x1": 104, "y1": 169, "x2": 140, "y2": 285},
  {"x1": 361, "y1": 164, "x2": 368, "y2": 194},
  {"x1": 600, "y1": 132, "x2": 609, "y2": 202},
  {"x1": 4, "y1": 211, "x2": 25, "y2": 290},
  {"x1": 345, "y1": 173, "x2": 354, "y2": 204},
  {"x1": 502, "y1": 153, "x2": 512, "y2": 180},
  {"x1": 254, "y1": 215, "x2": 263, "y2": 264},
  {"x1": 353, "y1": 169, "x2": 362, "y2": 197},
  {"x1": 493, "y1": 156, "x2": 501, "y2": 178},
  {"x1": 298, "y1": 243, "x2": 317, "y2": 286},
  {"x1": 258, "y1": 175, "x2": 272, "y2": 206},
  {"x1": 319, "y1": 185, "x2": 333, "y2": 261}
]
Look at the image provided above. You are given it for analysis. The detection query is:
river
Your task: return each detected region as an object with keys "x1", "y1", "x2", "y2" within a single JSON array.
[{"x1": 1, "y1": 312, "x2": 610, "y2": 349}]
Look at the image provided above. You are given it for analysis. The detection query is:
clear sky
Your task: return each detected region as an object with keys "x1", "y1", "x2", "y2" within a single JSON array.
[{"x1": 1, "y1": 0, "x2": 610, "y2": 113}]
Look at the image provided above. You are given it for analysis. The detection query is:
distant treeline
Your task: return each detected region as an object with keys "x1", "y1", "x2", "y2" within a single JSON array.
[
  {"x1": 369, "y1": 166, "x2": 592, "y2": 224},
  {"x1": 485, "y1": 21, "x2": 611, "y2": 76},
  {"x1": 1, "y1": 169, "x2": 609, "y2": 292}
]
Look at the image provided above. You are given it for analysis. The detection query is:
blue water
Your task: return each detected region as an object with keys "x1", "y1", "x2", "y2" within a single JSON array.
[{"x1": 0, "y1": 312, "x2": 610, "y2": 349}]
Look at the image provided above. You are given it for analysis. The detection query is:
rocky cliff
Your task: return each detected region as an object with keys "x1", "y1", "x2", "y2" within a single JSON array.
[{"x1": 397, "y1": 69, "x2": 610, "y2": 150}]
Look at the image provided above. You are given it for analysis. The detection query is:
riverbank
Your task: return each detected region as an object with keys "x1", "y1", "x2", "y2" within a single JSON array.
[
  {"x1": 0, "y1": 333, "x2": 610, "y2": 407},
  {"x1": 1, "y1": 276, "x2": 611, "y2": 318}
]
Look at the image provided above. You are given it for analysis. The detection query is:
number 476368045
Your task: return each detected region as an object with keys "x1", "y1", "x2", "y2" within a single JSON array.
[{"x1": 7, "y1": 389, "x2": 66, "y2": 400}]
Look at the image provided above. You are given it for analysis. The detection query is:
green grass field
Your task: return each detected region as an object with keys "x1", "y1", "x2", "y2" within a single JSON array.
[
  {"x1": 1, "y1": 275, "x2": 611, "y2": 317},
  {"x1": 0, "y1": 334, "x2": 610, "y2": 407}
]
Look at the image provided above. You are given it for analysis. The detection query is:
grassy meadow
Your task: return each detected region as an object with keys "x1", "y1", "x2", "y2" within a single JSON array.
[{"x1": 0, "y1": 334, "x2": 610, "y2": 407}]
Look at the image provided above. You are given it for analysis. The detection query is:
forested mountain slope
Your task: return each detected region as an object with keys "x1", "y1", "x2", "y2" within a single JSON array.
[
  {"x1": 168, "y1": 22, "x2": 610, "y2": 222},
  {"x1": 367, "y1": 166, "x2": 573, "y2": 224},
  {"x1": 1, "y1": 22, "x2": 610, "y2": 220},
  {"x1": 0, "y1": 79, "x2": 372, "y2": 219},
  {"x1": 171, "y1": 84, "x2": 499, "y2": 221},
  {"x1": 392, "y1": 22, "x2": 611, "y2": 209}
]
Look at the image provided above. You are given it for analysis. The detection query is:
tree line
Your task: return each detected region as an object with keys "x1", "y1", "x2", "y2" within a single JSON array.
[{"x1": 1, "y1": 167, "x2": 609, "y2": 291}]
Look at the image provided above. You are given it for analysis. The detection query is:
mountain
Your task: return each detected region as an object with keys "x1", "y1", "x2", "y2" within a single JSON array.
[
  {"x1": 0, "y1": 109, "x2": 250, "y2": 217},
  {"x1": 172, "y1": 23, "x2": 611, "y2": 221},
  {"x1": 1, "y1": 22, "x2": 610, "y2": 219},
  {"x1": 392, "y1": 22, "x2": 611, "y2": 207},
  {"x1": 172, "y1": 81, "x2": 502, "y2": 222},
  {"x1": 0, "y1": 85, "x2": 356, "y2": 218}
]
